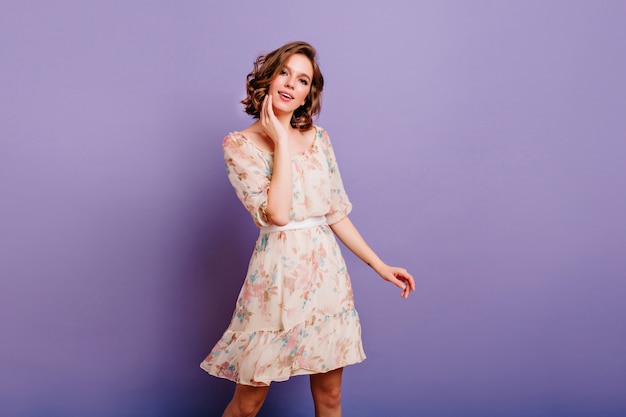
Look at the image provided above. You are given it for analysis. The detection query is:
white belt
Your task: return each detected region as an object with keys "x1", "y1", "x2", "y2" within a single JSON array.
[{"x1": 260, "y1": 216, "x2": 327, "y2": 233}]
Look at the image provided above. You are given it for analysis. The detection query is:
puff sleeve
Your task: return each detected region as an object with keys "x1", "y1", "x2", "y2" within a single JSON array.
[
  {"x1": 222, "y1": 134, "x2": 273, "y2": 227},
  {"x1": 320, "y1": 130, "x2": 353, "y2": 225}
]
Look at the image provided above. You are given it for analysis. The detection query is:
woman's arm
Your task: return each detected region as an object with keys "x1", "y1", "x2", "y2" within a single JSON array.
[
  {"x1": 330, "y1": 217, "x2": 415, "y2": 298},
  {"x1": 261, "y1": 94, "x2": 292, "y2": 226}
]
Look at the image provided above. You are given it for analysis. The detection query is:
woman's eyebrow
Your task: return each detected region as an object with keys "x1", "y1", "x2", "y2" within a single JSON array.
[{"x1": 284, "y1": 65, "x2": 312, "y2": 80}]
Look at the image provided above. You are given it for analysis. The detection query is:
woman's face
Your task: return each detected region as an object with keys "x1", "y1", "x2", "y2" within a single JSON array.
[{"x1": 267, "y1": 53, "x2": 313, "y2": 115}]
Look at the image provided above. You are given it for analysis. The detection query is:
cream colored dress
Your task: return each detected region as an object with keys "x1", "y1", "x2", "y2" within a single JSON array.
[{"x1": 200, "y1": 126, "x2": 365, "y2": 386}]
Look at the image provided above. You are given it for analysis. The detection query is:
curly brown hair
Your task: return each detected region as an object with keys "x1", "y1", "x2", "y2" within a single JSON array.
[{"x1": 242, "y1": 41, "x2": 324, "y2": 131}]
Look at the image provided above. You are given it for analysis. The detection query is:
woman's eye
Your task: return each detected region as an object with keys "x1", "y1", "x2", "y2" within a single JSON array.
[
  {"x1": 280, "y1": 69, "x2": 288, "y2": 75},
  {"x1": 299, "y1": 79, "x2": 308, "y2": 85}
]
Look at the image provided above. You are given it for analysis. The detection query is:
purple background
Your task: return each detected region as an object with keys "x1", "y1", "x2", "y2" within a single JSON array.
[{"x1": 1, "y1": 1, "x2": 625, "y2": 416}]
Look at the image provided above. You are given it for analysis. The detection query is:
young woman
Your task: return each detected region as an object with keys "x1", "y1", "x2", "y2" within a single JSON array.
[{"x1": 201, "y1": 41, "x2": 415, "y2": 417}]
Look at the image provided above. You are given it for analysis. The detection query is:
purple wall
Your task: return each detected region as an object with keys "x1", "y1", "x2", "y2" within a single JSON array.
[{"x1": 1, "y1": 1, "x2": 625, "y2": 416}]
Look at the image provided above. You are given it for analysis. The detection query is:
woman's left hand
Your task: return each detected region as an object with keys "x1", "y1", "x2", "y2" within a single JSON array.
[{"x1": 376, "y1": 265, "x2": 415, "y2": 299}]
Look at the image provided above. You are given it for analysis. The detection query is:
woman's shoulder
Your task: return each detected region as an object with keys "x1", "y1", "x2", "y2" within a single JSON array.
[
  {"x1": 223, "y1": 127, "x2": 273, "y2": 158},
  {"x1": 312, "y1": 125, "x2": 334, "y2": 149},
  {"x1": 222, "y1": 131, "x2": 246, "y2": 152},
  {"x1": 313, "y1": 124, "x2": 326, "y2": 135},
  {"x1": 312, "y1": 124, "x2": 330, "y2": 140}
]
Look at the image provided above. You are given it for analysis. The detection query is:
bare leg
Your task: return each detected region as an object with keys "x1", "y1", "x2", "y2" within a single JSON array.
[
  {"x1": 222, "y1": 383, "x2": 270, "y2": 417},
  {"x1": 310, "y1": 368, "x2": 343, "y2": 417}
]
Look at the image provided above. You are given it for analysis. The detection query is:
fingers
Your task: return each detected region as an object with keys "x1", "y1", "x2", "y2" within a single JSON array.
[
  {"x1": 386, "y1": 267, "x2": 415, "y2": 299},
  {"x1": 261, "y1": 94, "x2": 279, "y2": 140},
  {"x1": 400, "y1": 269, "x2": 416, "y2": 292},
  {"x1": 401, "y1": 278, "x2": 410, "y2": 298},
  {"x1": 265, "y1": 93, "x2": 271, "y2": 117},
  {"x1": 261, "y1": 94, "x2": 271, "y2": 125},
  {"x1": 264, "y1": 94, "x2": 275, "y2": 121},
  {"x1": 384, "y1": 272, "x2": 409, "y2": 298}
]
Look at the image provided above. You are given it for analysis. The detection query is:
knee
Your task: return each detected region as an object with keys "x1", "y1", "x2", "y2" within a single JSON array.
[
  {"x1": 313, "y1": 385, "x2": 342, "y2": 409},
  {"x1": 231, "y1": 398, "x2": 264, "y2": 417},
  {"x1": 225, "y1": 385, "x2": 268, "y2": 417}
]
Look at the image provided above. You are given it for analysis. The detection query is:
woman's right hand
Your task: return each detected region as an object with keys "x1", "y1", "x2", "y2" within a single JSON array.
[{"x1": 260, "y1": 94, "x2": 288, "y2": 145}]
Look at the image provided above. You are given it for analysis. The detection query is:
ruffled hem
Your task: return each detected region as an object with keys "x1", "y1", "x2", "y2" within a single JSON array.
[{"x1": 200, "y1": 308, "x2": 366, "y2": 386}]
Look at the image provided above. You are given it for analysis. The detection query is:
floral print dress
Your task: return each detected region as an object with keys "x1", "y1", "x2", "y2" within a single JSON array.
[{"x1": 200, "y1": 126, "x2": 366, "y2": 386}]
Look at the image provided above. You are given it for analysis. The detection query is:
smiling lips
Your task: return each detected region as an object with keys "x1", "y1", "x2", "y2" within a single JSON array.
[{"x1": 278, "y1": 91, "x2": 294, "y2": 101}]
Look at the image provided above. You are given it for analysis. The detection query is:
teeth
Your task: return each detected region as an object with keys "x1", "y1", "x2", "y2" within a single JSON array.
[{"x1": 280, "y1": 93, "x2": 292, "y2": 99}]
